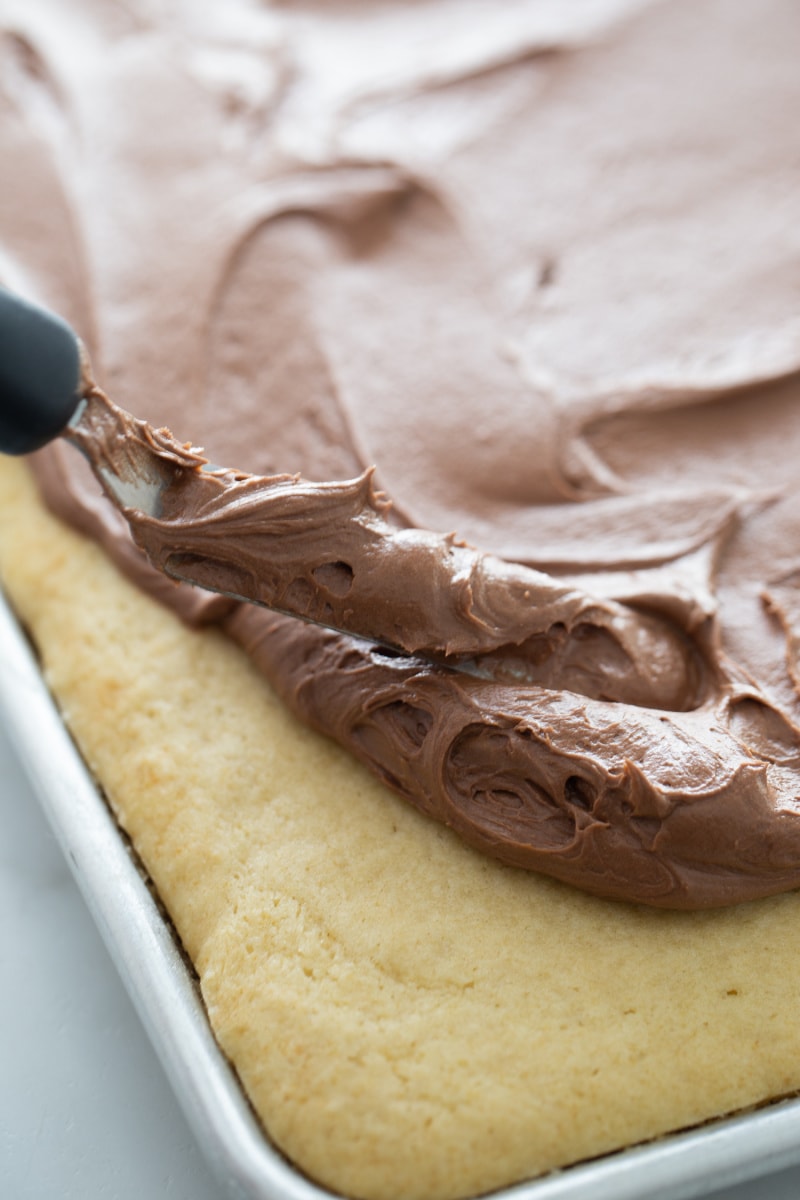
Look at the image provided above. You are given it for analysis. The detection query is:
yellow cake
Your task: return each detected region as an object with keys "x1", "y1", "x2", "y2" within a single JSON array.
[{"x1": 3, "y1": 0, "x2": 800, "y2": 1196}]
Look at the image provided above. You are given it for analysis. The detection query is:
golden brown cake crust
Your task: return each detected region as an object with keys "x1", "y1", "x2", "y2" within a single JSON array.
[{"x1": 3, "y1": 456, "x2": 800, "y2": 1200}]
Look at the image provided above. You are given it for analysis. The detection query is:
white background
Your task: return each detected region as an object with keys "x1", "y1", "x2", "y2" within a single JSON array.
[{"x1": 2, "y1": 716, "x2": 800, "y2": 1200}]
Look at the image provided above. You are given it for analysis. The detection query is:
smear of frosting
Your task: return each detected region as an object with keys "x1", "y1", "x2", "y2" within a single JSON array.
[
  {"x1": 69, "y1": 387, "x2": 705, "y2": 717},
  {"x1": 3, "y1": 0, "x2": 800, "y2": 905}
]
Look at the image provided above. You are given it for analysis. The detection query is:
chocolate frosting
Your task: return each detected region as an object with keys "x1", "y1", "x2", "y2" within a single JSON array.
[
  {"x1": 70, "y1": 391, "x2": 704, "y2": 710},
  {"x1": 4, "y1": 0, "x2": 800, "y2": 906}
]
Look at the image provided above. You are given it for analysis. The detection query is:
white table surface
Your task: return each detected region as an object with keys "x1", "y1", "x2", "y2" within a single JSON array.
[{"x1": 3, "y1": 715, "x2": 800, "y2": 1200}]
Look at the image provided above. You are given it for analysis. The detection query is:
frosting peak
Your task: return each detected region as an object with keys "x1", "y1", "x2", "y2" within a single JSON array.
[{"x1": 4, "y1": 0, "x2": 800, "y2": 906}]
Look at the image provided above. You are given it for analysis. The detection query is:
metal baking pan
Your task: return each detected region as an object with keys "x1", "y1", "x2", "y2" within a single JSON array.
[{"x1": 2, "y1": 585, "x2": 800, "y2": 1200}]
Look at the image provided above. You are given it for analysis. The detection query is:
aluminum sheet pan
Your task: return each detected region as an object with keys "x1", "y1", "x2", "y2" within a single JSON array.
[{"x1": 2, "y1": 587, "x2": 800, "y2": 1200}]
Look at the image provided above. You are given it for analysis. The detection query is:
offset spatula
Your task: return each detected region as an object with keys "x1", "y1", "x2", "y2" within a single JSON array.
[
  {"x1": 0, "y1": 288, "x2": 88, "y2": 456},
  {"x1": 0, "y1": 289, "x2": 170, "y2": 516},
  {"x1": 0, "y1": 286, "x2": 700, "y2": 707}
]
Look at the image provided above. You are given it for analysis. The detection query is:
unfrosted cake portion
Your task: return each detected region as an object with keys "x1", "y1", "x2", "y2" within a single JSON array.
[
  {"x1": 4, "y1": 455, "x2": 800, "y2": 1200},
  {"x1": 3, "y1": 0, "x2": 800, "y2": 1195}
]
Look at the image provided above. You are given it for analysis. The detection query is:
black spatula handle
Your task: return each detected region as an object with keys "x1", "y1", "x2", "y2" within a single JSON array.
[{"x1": 0, "y1": 288, "x2": 83, "y2": 455}]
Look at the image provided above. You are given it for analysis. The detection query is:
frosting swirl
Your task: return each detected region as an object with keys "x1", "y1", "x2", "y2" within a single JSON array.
[{"x1": 3, "y1": 0, "x2": 800, "y2": 905}]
